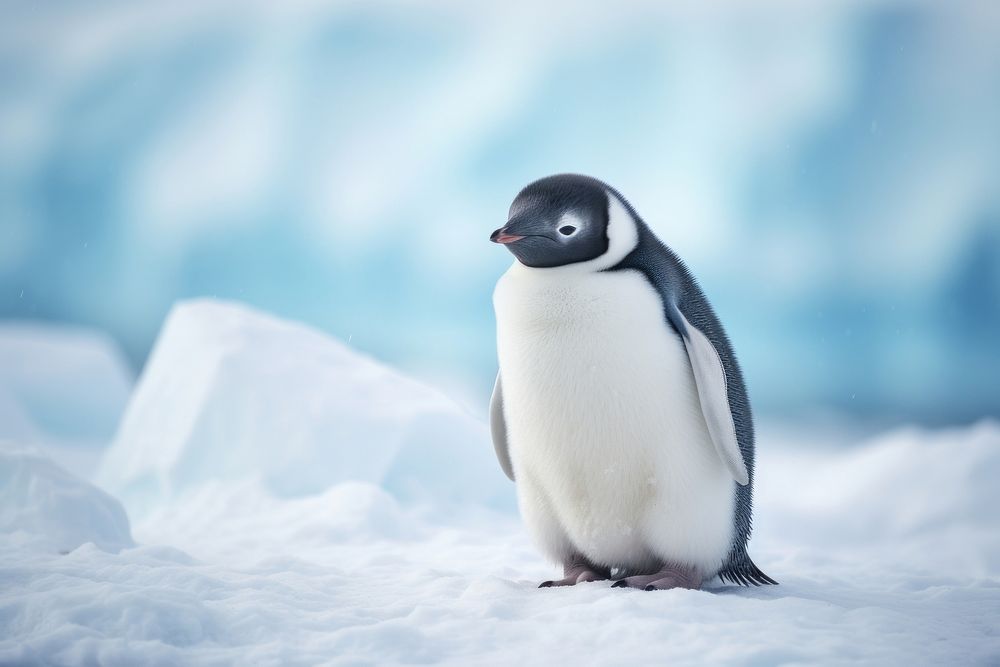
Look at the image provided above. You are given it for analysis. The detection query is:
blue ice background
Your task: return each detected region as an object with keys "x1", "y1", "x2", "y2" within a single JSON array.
[{"x1": 1, "y1": 2, "x2": 998, "y2": 425}]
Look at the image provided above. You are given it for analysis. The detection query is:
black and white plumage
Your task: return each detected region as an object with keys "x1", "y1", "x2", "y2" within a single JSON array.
[{"x1": 489, "y1": 174, "x2": 775, "y2": 589}]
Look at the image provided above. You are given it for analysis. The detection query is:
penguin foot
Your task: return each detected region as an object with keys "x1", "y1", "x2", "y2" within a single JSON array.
[
  {"x1": 611, "y1": 564, "x2": 702, "y2": 591},
  {"x1": 539, "y1": 558, "x2": 611, "y2": 588}
]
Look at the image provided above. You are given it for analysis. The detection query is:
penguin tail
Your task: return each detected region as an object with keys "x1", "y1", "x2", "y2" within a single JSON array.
[{"x1": 717, "y1": 557, "x2": 778, "y2": 586}]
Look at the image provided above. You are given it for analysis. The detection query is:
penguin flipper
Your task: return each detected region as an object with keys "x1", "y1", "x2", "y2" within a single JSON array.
[
  {"x1": 490, "y1": 373, "x2": 515, "y2": 481},
  {"x1": 673, "y1": 309, "x2": 750, "y2": 486}
]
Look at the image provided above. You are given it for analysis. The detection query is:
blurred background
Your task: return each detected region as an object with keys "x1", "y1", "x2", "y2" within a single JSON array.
[{"x1": 1, "y1": 0, "x2": 998, "y2": 428}]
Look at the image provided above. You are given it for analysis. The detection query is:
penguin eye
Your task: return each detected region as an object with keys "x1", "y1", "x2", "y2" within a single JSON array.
[{"x1": 559, "y1": 225, "x2": 577, "y2": 236}]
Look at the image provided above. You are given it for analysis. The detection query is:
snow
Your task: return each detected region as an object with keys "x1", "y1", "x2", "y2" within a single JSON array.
[
  {"x1": 0, "y1": 441, "x2": 133, "y2": 554},
  {"x1": 755, "y1": 422, "x2": 1000, "y2": 578},
  {"x1": 3, "y1": 303, "x2": 999, "y2": 665}
]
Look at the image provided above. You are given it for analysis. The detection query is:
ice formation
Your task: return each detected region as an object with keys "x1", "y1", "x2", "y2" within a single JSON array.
[{"x1": 97, "y1": 300, "x2": 511, "y2": 517}]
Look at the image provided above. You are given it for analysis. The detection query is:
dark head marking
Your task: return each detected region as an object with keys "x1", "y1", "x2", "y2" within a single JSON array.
[{"x1": 490, "y1": 174, "x2": 612, "y2": 268}]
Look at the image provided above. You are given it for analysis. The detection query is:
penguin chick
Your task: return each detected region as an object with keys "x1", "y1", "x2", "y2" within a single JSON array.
[{"x1": 489, "y1": 174, "x2": 776, "y2": 590}]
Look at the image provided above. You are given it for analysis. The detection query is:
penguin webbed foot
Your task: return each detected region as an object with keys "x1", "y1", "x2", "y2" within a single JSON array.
[
  {"x1": 612, "y1": 563, "x2": 702, "y2": 591},
  {"x1": 538, "y1": 557, "x2": 611, "y2": 588}
]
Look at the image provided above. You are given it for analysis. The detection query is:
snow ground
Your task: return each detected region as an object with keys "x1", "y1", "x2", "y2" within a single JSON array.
[{"x1": 2, "y1": 302, "x2": 999, "y2": 666}]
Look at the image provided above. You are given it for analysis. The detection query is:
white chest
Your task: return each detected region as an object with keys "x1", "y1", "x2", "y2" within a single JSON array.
[
  {"x1": 494, "y1": 264, "x2": 699, "y2": 457},
  {"x1": 493, "y1": 263, "x2": 734, "y2": 571}
]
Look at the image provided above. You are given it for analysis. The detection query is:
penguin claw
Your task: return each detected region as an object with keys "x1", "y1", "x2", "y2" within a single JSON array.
[
  {"x1": 610, "y1": 564, "x2": 703, "y2": 591},
  {"x1": 538, "y1": 562, "x2": 611, "y2": 588},
  {"x1": 644, "y1": 576, "x2": 686, "y2": 591}
]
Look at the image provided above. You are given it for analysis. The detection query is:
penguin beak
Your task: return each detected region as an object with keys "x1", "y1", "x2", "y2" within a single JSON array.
[{"x1": 490, "y1": 227, "x2": 525, "y2": 244}]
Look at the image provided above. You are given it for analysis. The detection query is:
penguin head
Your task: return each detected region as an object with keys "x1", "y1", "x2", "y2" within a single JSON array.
[{"x1": 490, "y1": 174, "x2": 613, "y2": 268}]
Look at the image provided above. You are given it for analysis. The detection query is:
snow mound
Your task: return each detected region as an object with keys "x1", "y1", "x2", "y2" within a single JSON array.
[
  {"x1": 0, "y1": 441, "x2": 134, "y2": 554},
  {"x1": 755, "y1": 419, "x2": 1000, "y2": 576},
  {"x1": 0, "y1": 323, "x2": 134, "y2": 445},
  {"x1": 135, "y1": 479, "x2": 420, "y2": 557},
  {"x1": 97, "y1": 300, "x2": 510, "y2": 516}
]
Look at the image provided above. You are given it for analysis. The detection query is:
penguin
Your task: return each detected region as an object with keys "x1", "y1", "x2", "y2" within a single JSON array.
[{"x1": 489, "y1": 174, "x2": 776, "y2": 590}]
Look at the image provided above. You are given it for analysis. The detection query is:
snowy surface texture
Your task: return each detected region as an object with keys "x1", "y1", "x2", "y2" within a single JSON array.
[
  {"x1": 0, "y1": 441, "x2": 133, "y2": 554},
  {"x1": 2, "y1": 304, "x2": 999, "y2": 665}
]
